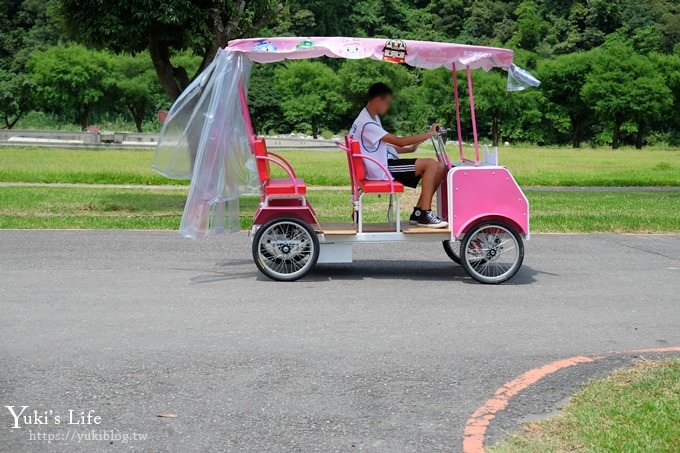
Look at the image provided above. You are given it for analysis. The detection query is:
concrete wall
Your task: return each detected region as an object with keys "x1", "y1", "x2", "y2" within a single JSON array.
[{"x1": 0, "y1": 130, "x2": 339, "y2": 150}]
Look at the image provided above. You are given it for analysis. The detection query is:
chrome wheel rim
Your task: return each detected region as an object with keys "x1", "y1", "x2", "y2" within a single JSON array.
[
  {"x1": 257, "y1": 221, "x2": 315, "y2": 279},
  {"x1": 464, "y1": 225, "x2": 520, "y2": 283}
]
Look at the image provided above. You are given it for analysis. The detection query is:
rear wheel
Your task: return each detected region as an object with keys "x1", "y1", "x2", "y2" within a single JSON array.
[
  {"x1": 460, "y1": 221, "x2": 524, "y2": 284},
  {"x1": 252, "y1": 217, "x2": 319, "y2": 281}
]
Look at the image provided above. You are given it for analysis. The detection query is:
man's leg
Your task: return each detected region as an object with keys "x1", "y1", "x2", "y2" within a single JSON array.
[{"x1": 414, "y1": 158, "x2": 447, "y2": 210}]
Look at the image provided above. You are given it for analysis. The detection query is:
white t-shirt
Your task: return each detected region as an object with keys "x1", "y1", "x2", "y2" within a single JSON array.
[{"x1": 349, "y1": 108, "x2": 399, "y2": 180}]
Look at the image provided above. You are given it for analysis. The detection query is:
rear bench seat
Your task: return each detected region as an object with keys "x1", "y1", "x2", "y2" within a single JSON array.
[{"x1": 254, "y1": 138, "x2": 307, "y2": 196}]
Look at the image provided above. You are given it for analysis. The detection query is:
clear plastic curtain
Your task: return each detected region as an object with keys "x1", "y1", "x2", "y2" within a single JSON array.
[
  {"x1": 507, "y1": 64, "x2": 541, "y2": 91},
  {"x1": 153, "y1": 49, "x2": 258, "y2": 239}
]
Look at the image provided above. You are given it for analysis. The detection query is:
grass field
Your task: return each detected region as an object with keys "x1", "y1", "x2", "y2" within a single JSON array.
[
  {"x1": 1, "y1": 186, "x2": 679, "y2": 232},
  {"x1": 1, "y1": 145, "x2": 680, "y2": 187},
  {"x1": 1, "y1": 145, "x2": 679, "y2": 232},
  {"x1": 0, "y1": 147, "x2": 182, "y2": 185},
  {"x1": 490, "y1": 359, "x2": 680, "y2": 453}
]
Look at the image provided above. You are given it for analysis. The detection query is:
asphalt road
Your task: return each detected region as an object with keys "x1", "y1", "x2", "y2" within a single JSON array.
[{"x1": 1, "y1": 231, "x2": 679, "y2": 452}]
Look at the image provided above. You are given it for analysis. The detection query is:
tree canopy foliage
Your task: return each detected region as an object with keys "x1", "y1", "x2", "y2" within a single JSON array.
[
  {"x1": 56, "y1": 0, "x2": 284, "y2": 100},
  {"x1": 1, "y1": 0, "x2": 678, "y2": 147}
]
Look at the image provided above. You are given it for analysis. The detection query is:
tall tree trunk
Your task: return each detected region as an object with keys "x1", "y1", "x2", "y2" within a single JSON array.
[
  {"x1": 311, "y1": 117, "x2": 318, "y2": 139},
  {"x1": 128, "y1": 104, "x2": 145, "y2": 133},
  {"x1": 635, "y1": 121, "x2": 645, "y2": 149},
  {"x1": 612, "y1": 117, "x2": 622, "y2": 149},
  {"x1": 570, "y1": 115, "x2": 581, "y2": 148},
  {"x1": 148, "y1": 34, "x2": 188, "y2": 101},
  {"x1": 491, "y1": 112, "x2": 499, "y2": 147},
  {"x1": 78, "y1": 106, "x2": 90, "y2": 131}
]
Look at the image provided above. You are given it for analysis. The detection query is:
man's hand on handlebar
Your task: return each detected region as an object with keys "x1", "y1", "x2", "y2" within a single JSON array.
[{"x1": 383, "y1": 124, "x2": 442, "y2": 148}]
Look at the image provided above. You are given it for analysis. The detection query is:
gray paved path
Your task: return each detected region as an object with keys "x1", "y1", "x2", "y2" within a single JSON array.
[{"x1": 1, "y1": 231, "x2": 678, "y2": 452}]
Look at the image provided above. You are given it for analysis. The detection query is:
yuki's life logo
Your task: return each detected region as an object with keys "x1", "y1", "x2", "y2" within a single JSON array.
[{"x1": 5, "y1": 406, "x2": 102, "y2": 429}]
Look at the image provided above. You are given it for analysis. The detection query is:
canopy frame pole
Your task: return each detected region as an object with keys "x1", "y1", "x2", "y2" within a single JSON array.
[
  {"x1": 452, "y1": 63, "x2": 464, "y2": 162},
  {"x1": 466, "y1": 65, "x2": 480, "y2": 165},
  {"x1": 238, "y1": 78, "x2": 256, "y2": 151}
]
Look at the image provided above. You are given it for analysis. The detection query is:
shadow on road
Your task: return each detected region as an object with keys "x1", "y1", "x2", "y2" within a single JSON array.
[
  {"x1": 310, "y1": 260, "x2": 541, "y2": 285},
  {"x1": 184, "y1": 260, "x2": 546, "y2": 285}
]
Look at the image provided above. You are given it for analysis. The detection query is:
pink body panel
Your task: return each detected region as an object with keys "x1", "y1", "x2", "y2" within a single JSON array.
[
  {"x1": 447, "y1": 167, "x2": 529, "y2": 240},
  {"x1": 253, "y1": 202, "x2": 318, "y2": 227}
]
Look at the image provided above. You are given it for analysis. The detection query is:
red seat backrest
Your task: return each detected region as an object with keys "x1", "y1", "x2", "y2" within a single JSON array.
[
  {"x1": 254, "y1": 138, "x2": 269, "y2": 184},
  {"x1": 349, "y1": 139, "x2": 367, "y2": 182},
  {"x1": 344, "y1": 136, "x2": 358, "y2": 188}
]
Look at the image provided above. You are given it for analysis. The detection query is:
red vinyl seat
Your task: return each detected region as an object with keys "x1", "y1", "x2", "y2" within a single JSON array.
[
  {"x1": 359, "y1": 180, "x2": 403, "y2": 193},
  {"x1": 265, "y1": 177, "x2": 307, "y2": 195},
  {"x1": 347, "y1": 139, "x2": 403, "y2": 194},
  {"x1": 254, "y1": 138, "x2": 307, "y2": 196}
]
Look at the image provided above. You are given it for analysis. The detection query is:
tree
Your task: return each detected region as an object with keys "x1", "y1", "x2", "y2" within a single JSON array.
[
  {"x1": 274, "y1": 61, "x2": 348, "y2": 139},
  {"x1": 582, "y1": 41, "x2": 672, "y2": 148},
  {"x1": 0, "y1": 0, "x2": 59, "y2": 128},
  {"x1": 460, "y1": 0, "x2": 516, "y2": 44},
  {"x1": 0, "y1": 0, "x2": 61, "y2": 71},
  {"x1": 647, "y1": 51, "x2": 680, "y2": 143},
  {"x1": 248, "y1": 64, "x2": 284, "y2": 134},
  {"x1": 426, "y1": 0, "x2": 466, "y2": 41},
  {"x1": 538, "y1": 51, "x2": 593, "y2": 147},
  {"x1": 658, "y1": 6, "x2": 680, "y2": 53},
  {"x1": 56, "y1": 0, "x2": 283, "y2": 101},
  {"x1": 628, "y1": 74, "x2": 673, "y2": 148},
  {"x1": 29, "y1": 45, "x2": 111, "y2": 130},
  {"x1": 417, "y1": 68, "x2": 457, "y2": 131},
  {"x1": 110, "y1": 53, "x2": 165, "y2": 132},
  {"x1": 512, "y1": 1, "x2": 548, "y2": 50},
  {"x1": 0, "y1": 70, "x2": 33, "y2": 128},
  {"x1": 471, "y1": 70, "x2": 513, "y2": 147}
]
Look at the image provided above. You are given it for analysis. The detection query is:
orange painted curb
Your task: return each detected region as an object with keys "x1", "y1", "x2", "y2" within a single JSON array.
[{"x1": 462, "y1": 346, "x2": 680, "y2": 453}]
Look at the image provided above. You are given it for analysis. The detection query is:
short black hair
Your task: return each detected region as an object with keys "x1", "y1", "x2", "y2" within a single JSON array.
[{"x1": 367, "y1": 82, "x2": 393, "y2": 100}]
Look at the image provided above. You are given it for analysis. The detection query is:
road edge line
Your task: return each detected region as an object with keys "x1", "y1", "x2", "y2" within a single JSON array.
[{"x1": 462, "y1": 346, "x2": 680, "y2": 453}]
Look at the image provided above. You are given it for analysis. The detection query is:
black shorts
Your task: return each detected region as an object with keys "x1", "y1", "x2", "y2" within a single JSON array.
[{"x1": 388, "y1": 158, "x2": 421, "y2": 188}]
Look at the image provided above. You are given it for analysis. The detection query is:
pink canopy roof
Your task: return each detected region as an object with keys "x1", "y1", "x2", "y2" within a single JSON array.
[{"x1": 227, "y1": 37, "x2": 515, "y2": 71}]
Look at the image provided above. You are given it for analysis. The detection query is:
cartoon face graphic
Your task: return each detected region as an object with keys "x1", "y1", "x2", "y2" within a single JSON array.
[
  {"x1": 383, "y1": 39, "x2": 407, "y2": 64},
  {"x1": 340, "y1": 40, "x2": 365, "y2": 59},
  {"x1": 252, "y1": 39, "x2": 277, "y2": 52},
  {"x1": 295, "y1": 40, "x2": 314, "y2": 50}
]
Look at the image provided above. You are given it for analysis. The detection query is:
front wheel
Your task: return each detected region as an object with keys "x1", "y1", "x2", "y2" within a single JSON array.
[
  {"x1": 252, "y1": 217, "x2": 319, "y2": 281},
  {"x1": 442, "y1": 240, "x2": 462, "y2": 265},
  {"x1": 460, "y1": 221, "x2": 524, "y2": 284}
]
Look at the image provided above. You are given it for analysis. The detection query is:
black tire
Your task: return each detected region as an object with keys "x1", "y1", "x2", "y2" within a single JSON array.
[
  {"x1": 442, "y1": 240, "x2": 462, "y2": 265},
  {"x1": 252, "y1": 217, "x2": 319, "y2": 281},
  {"x1": 460, "y1": 221, "x2": 524, "y2": 284}
]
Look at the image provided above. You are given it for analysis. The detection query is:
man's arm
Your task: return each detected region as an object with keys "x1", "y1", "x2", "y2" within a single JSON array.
[
  {"x1": 382, "y1": 124, "x2": 439, "y2": 148},
  {"x1": 393, "y1": 144, "x2": 418, "y2": 154}
]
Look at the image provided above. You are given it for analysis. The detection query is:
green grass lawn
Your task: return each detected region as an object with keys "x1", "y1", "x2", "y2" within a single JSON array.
[
  {"x1": 490, "y1": 359, "x2": 680, "y2": 453},
  {"x1": 0, "y1": 147, "x2": 185, "y2": 185},
  {"x1": 1, "y1": 145, "x2": 679, "y2": 187},
  {"x1": 283, "y1": 146, "x2": 680, "y2": 186},
  {"x1": 1, "y1": 186, "x2": 679, "y2": 232}
]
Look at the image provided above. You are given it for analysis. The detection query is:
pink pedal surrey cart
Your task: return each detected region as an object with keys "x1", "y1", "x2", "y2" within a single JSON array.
[{"x1": 153, "y1": 37, "x2": 540, "y2": 284}]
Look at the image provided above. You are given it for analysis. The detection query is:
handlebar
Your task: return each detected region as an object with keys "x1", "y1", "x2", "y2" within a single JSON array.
[
  {"x1": 429, "y1": 126, "x2": 452, "y2": 169},
  {"x1": 430, "y1": 124, "x2": 450, "y2": 137}
]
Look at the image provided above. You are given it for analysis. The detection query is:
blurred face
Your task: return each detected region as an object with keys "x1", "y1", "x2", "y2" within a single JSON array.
[{"x1": 371, "y1": 94, "x2": 393, "y2": 116}]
